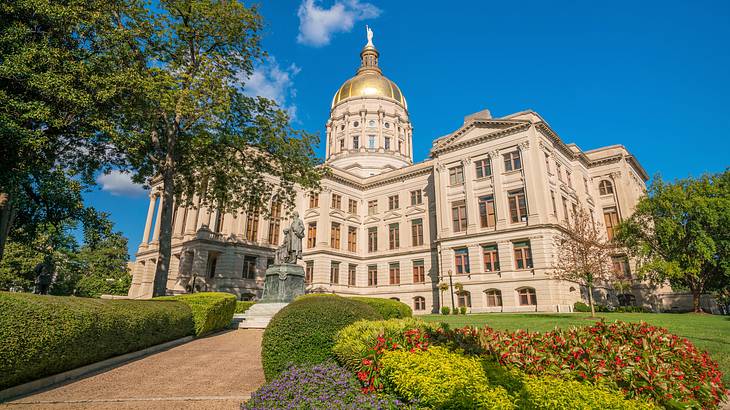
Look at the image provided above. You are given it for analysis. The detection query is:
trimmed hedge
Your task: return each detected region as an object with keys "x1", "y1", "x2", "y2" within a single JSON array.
[
  {"x1": 262, "y1": 294, "x2": 382, "y2": 381},
  {"x1": 349, "y1": 297, "x2": 412, "y2": 319},
  {"x1": 235, "y1": 301, "x2": 256, "y2": 314},
  {"x1": 157, "y1": 292, "x2": 236, "y2": 336},
  {"x1": 0, "y1": 292, "x2": 194, "y2": 390}
]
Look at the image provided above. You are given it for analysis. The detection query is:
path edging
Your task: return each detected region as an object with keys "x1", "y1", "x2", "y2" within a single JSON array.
[{"x1": 0, "y1": 335, "x2": 194, "y2": 402}]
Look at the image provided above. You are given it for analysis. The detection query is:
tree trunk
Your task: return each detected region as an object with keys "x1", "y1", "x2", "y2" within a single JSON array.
[
  {"x1": 152, "y1": 170, "x2": 175, "y2": 297},
  {"x1": 587, "y1": 284, "x2": 596, "y2": 317},
  {"x1": 0, "y1": 192, "x2": 17, "y2": 262},
  {"x1": 692, "y1": 287, "x2": 703, "y2": 313}
]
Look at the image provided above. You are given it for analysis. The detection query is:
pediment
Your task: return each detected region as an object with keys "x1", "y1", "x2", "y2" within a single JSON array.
[
  {"x1": 405, "y1": 206, "x2": 426, "y2": 216},
  {"x1": 432, "y1": 120, "x2": 529, "y2": 155},
  {"x1": 364, "y1": 216, "x2": 380, "y2": 224},
  {"x1": 329, "y1": 209, "x2": 347, "y2": 219},
  {"x1": 383, "y1": 211, "x2": 402, "y2": 221},
  {"x1": 303, "y1": 209, "x2": 320, "y2": 219},
  {"x1": 346, "y1": 215, "x2": 361, "y2": 223}
]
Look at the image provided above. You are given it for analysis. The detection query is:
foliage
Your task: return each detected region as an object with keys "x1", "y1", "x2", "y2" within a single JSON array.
[
  {"x1": 441, "y1": 306, "x2": 450, "y2": 315},
  {"x1": 242, "y1": 361, "x2": 408, "y2": 409},
  {"x1": 235, "y1": 301, "x2": 256, "y2": 314},
  {"x1": 460, "y1": 306, "x2": 467, "y2": 315},
  {"x1": 0, "y1": 291, "x2": 194, "y2": 389},
  {"x1": 356, "y1": 328, "x2": 430, "y2": 393},
  {"x1": 616, "y1": 171, "x2": 730, "y2": 312},
  {"x1": 261, "y1": 294, "x2": 381, "y2": 381},
  {"x1": 427, "y1": 323, "x2": 483, "y2": 355},
  {"x1": 157, "y1": 292, "x2": 235, "y2": 337},
  {"x1": 379, "y1": 346, "x2": 514, "y2": 409},
  {"x1": 614, "y1": 305, "x2": 652, "y2": 313},
  {"x1": 350, "y1": 297, "x2": 412, "y2": 319},
  {"x1": 574, "y1": 301, "x2": 609, "y2": 313}
]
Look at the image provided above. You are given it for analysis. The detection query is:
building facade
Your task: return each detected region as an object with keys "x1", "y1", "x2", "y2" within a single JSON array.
[{"x1": 128, "y1": 35, "x2": 655, "y2": 314}]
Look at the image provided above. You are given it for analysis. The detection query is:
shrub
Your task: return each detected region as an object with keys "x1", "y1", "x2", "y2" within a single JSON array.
[
  {"x1": 441, "y1": 306, "x2": 450, "y2": 315},
  {"x1": 614, "y1": 305, "x2": 652, "y2": 313},
  {"x1": 235, "y1": 301, "x2": 255, "y2": 314},
  {"x1": 333, "y1": 318, "x2": 428, "y2": 370},
  {"x1": 573, "y1": 301, "x2": 610, "y2": 312},
  {"x1": 518, "y1": 376, "x2": 659, "y2": 410},
  {"x1": 380, "y1": 346, "x2": 514, "y2": 409},
  {"x1": 427, "y1": 323, "x2": 483, "y2": 355},
  {"x1": 350, "y1": 297, "x2": 412, "y2": 319},
  {"x1": 261, "y1": 295, "x2": 381, "y2": 381},
  {"x1": 242, "y1": 361, "x2": 408, "y2": 409},
  {"x1": 157, "y1": 292, "x2": 236, "y2": 336},
  {"x1": 0, "y1": 292, "x2": 194, "y2": 389},
  {"x1": 459, "y1": 306, "x2": 467, "y2": 315}
]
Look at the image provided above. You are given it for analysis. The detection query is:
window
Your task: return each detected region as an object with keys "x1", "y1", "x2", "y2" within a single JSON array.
[
  {"x1": 544, "y1": 153, "x2": 551, "y2": 174},
  {"x1": 309, "y1": 192, "x2": 319, "y2": 208},
  {"x1": 454, "y1": 248, "x2": 470, "y2": 274},
  {"x1": 451, "y1": 201, "x2": 467, "y2": 232},
  {"x1": 411, "y1": 218, "x2": 424, "y2": 246},
  {"x1": 384, "y1": 122, "x2": 390, "y2": 129},
  {"x1": 458, "y1": 291, "x2": 471, "y2": 308},
  {"x1": 384, "y1": 137, "x2": 391, "y2": 150},
  {"x1": 243, "y1": 256, "x2": 257, "y2": 279},
  {"x1": 305, "y1": 261, "x2": 313, "y2": 284},
  {"x1": 449, "y1": 166, "x2": 464, "y2": 185},
  {"x1": 612, "y1": 256, "x2": 631, "y2": 278},
  {"x1": 268, "y1": 203, "x2": 282, "y2": 244},
  {"x1": 485, "y1": 289, "x2": 503, "y2": 307},
  {"x1": 348, "y1": 264, "x2": 357, "y2": 286},
  {"x1": 368, "y1": 119, "x2": 376, "y2": 127},
  {"x1": 475, "y1": 158, "x2": 492, "y2": 178},
  {"x1": 517, "y1": 287, "x2": 537, "y2": 306},
  {"x1": 330, "y1": 223, "x2": 341, "y2": 249},
  {"x1": 604, "y1": 207, "x2": 619, "y2": 240},
  {"x1": 389, "y1": 223, "x2": 400, "y2": 249},
  {"x1": 398, "y1": 140, "x2": 402, "y2": 153},
  {"x1": 562, "y1": 197, "x2": 570, "y2": 221},
  {"x1": 599, "y1": 180, "x2": 614, "y2": 195},
  {"x1": 412, "y1": 260, "x2": 425, "y2": 283},
  {"x1": 368, "y1": 227, "x2": 378, "y2": 252},
  {"x1": 513, "y1": 241, "x2": 533, "y2": 269},
  {"x1": 330, "y1": 262, "x2": 340, "y2": 284},
  {"x1": 478, "y1": 195, "x2": 496, "y2": 228},
  {"x1": 368, "y1": 265, "x2": 378, "y2": 286},
  {"x1": 348, "y1": 199, "x2": 357, "y2": 214},
  {"x1": 482, "y1": 245, "x2": 500, "y2": 272},
  {"x1": 572, "y1": 203, "x2": 578, "y2": 219},
  {"x1": 207, "y1": 254, "x2": 218, "y2": 278},
  {"x1": 414, "y1": 296, "x2": 426, "y2": 311},
  {"x1": 353, "y1": 135, "x2": 359, "y2": 149},
  {"x1": 556, "y1": 163, "x2": 563, "y2": 181},
  {"x1": 347, "y1": 227, "x2": 357, "y2": 252},
  {"x1": 503, "y1": 150, "x2": 522, "y2": 171},
  {"x1": 389, "y1": 263, "x2": 400, "y2": 285},
  {"x1": 339, "y1": 139, "x2": 344, "y2": 151},
  {"x1": 353, "y1": 121, "x2": 359, "y2": 127},
  {"x1": 368, "y1": 135, "x2": 376, "y2": 149},
  {"x1": 410, "y1": 189, "x2": 422, "y2": 205},
  {"x1": 307, "y1": 222, "x2": 317, "y2": 248},
  {"x1": 508, "y1": 189, "x2": 527, "y2": 223},
  {"x1": 368, "y1": 200, "x2": 378, "y2": 215},
  {"x1": 245, "y1": 212, "x2": 259, "y2": 241},
  {"x1": 550, "y1": 191, "x2": 557, "y2": 215},
  {"x1": 331, "y1": 193, "x2": 342, "y2": 209},
  {"x1": 388, "y1": 194, "x2": 399, "y2": 210}
]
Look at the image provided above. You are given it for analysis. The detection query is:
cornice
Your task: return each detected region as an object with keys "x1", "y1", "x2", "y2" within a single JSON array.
[
  {"x1": 326, "y1": 161, "x2": 434, "y2": 191},
  {"x1": 430, "y1": 121, "x2": 531, "y2": 157}
]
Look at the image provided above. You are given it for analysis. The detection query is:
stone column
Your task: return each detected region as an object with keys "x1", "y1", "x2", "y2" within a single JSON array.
[
  {"x1": 185, "y1": 196, "x2": 200, "y2": 237},
  {"x1": 434, "y1": 163, "x2": 450, "y2": 239},
  {"x1": 151, "y1": 193, "x2": 163, "y2": 243},
  {"x1": 463, "y1": 158, "x2": 478, "y2": 232},
  {"x1": 141, "y1": 193, "x2": 157, "y2": 246},
  {"x1": 490, "y1": 151, "x2": 509, "y2": 230}
]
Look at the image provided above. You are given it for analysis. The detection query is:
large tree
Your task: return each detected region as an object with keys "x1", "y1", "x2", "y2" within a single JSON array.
[
  {"x1": 617, "y1": 171, "x2": 730, "y2": 312},
  {"x1": 112, "y1": 1, "x2": 323, "y2": 296}
]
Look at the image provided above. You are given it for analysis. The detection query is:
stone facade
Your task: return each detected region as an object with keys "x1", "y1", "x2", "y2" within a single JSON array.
[{"x1": 128, "y1": 36, "x2": 660, "y2": 314}]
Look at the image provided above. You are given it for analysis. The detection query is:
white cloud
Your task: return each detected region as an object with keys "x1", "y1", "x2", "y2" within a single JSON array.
[
  {"x1": 297, "y1": 0, "x2": 381, "y2": 47},
  {"x1": 97, "y1": 171, "x2": 147, "y2": 197},
  {"x1": 243, "y1": 57, "x2": 300, "y2": 119}
]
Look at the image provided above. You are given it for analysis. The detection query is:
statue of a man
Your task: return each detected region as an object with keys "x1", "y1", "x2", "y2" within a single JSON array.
[
  {"x1": 287, "y1": 211, "x2": 305, "y2": 263},
  {"x1": 366, "y1": 25, "x2": 374, "y2": 47},
  {"x1": 275, "y1": 228, "x2": 290, "y2": 264}
]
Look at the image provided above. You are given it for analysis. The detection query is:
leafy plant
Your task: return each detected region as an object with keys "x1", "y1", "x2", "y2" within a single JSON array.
[
  {"x1": 357, "y1": 328, "x2": 430, "y2": 393},
  {"x1": 235, "y1": 301, "x2": 255, "y2": 314},
  {"x1": 441, "y1": 306, "x2": 450, "y2": 315},
  {"x1": 157, "y1": 292, "x2": 236, "y2": 336},
  {"x1": 350, "y1": 297, "x2": 412, "y2": 319},
  {"x1": 460, "y1": 306, "x2": 467, "y2": 315}
]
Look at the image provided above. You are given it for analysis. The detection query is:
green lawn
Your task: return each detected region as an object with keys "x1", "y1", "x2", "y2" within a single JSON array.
[{"x1": 422, "y1": 312, "x2": 730, "y2": 385}]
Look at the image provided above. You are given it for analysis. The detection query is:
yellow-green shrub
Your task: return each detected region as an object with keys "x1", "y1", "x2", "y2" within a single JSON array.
[
  {"x1": 380, "y1": 346, "x2": 514, "y2": 409},
  {"x1": 333, "y1": 318, "x2": 427, "y2": 370},
  {"x1": 518, "y1": 376, "x2": 659, "y2": 410},
  {"x1": 157, "y1": 292, "x2": 236, "y2": 336},
  {"x1": 235, "y1": 301, "x2": 255, "y2": 314},
  {"x1": 349, "y1": 296, "x2": 412, "y2": 319}
]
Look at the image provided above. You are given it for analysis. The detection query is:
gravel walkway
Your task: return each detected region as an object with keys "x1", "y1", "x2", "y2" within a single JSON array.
[{"x1": 2, "y1": 329, "x2": 265, "y2": 410}]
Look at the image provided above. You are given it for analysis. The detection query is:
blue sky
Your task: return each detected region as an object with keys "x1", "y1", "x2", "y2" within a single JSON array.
[{"x1": 88, "y1": 0, "x2": 730, "y2": 258}]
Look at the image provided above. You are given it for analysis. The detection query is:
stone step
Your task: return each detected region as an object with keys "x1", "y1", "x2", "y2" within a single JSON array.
[{"x1": 233, "y1": 302, "x2": 289, "y2": 329}]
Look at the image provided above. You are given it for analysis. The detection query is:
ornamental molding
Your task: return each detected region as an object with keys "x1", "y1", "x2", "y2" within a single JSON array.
[{"x1": 430, "y1": 120, "x2": 531, "y2": 157}]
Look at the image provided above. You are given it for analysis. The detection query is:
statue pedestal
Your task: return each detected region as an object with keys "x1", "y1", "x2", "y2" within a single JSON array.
[{"x1": 260, "y1": 264, "x2": 305, "y2": 303}]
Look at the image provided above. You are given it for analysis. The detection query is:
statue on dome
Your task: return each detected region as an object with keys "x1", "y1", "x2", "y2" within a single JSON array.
[{"x1": 366, "y1": 25, "x2": 374, "y2": 47}]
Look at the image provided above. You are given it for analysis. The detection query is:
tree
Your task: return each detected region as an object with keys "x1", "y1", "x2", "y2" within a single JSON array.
[
  {"x1": 617, "y1": 171, "x2": 730, "y2": 312},
  {"x1": 112, "y1": 1, "x2": 323, "y2": 296},
  {"x1": 438, "y1": 282, "x2": 448, "y2": 308},
  {"x1": 552, "y1": 206, "x2": 616, "y2": 317}
]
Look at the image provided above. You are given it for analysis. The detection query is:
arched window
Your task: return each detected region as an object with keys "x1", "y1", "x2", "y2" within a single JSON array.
[
  {"x1": 484, "y1": 289, "x2": 503, "y2": 307},
  {"x1": 517, "y1": 287, "x2": 537, "y2": 306},
  {"x1": 599, "y1": 180, "x2": 614, "y2": 195},
  {"x1": 413, "y1": 296, "x2": 426, "y2": 311},
  {"x1": 457, "y1": 291, "x2": 471, "y2": 308}
]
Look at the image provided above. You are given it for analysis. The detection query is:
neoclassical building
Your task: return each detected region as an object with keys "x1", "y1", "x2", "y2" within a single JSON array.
[{"x1": 128, "y1": 35, "x2": 653, "y2": 314}]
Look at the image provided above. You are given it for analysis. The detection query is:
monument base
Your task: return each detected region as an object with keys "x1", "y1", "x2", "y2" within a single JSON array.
[
  {"x1": 235, "y1": 303, "x2": 288, "y2": 329},
  {"x1": 260, "y1": 263, "x2": 305, "y2": 303}
]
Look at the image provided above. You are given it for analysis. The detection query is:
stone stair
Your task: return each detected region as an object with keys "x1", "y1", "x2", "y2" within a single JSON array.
[{"x1": 233, "y1": 302, "x2": 288, "y2": 329}]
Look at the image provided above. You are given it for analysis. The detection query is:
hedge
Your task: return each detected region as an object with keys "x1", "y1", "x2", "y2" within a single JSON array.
[
  {"x1": 261, "y1": 294, "x2": 382, "y2": 381},
  {"x1": 349, "y1": 297, "x2": 412, "y2": 319},
  {"x1": 157, "y1": 292, "x2": 236, "y2": 337},
  {"x1": 0, "y1": 292, "x2": 194, "y2": 390},
  {"x1": 235, "y1": 301, "x2": 256, "y2": 314}
]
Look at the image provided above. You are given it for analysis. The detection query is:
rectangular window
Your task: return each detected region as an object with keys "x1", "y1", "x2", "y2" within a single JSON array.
[
  {"x1": 550, "y1": 191, "x2": 557, "y2": 215},
  {"x1": 384, "y1": 137, "x2": 391, "y2": 150},
  {"x1": 562, "y1": 197, "x2": 569, "y2": 221},
  {"x1": 307, "y1": 222, "x2": 317, "y2": 248},
  {"x1": 411, "y1": 218, "x2": 424, "y2": 246},
  {"x1": 348, "y1": 199, "x2": 358, "y2": 214},
  {"x1": 503, "y1": 150, "x2": 522, "y2": 172},
  {"x1": 451, "y1": 201, "x2": 467, "y2": 232},
  {"x1": 475, "y1": 158, "x2": 492, "y2": 178},
  {"x1": 309, "y1": 192, "x2": 319, "y2": 208},
  {"x1": 348, "y1": 264, "x2": 357, "y2": 286},
  {"x1": 368, "y1": 135, "x2": 376, "y2": 149},
  {"x1": 330, "y1": 262, "x2": 340, "y2": 284},
  {"x1": 353, "y1": 135, "x2": 359, "y2": 149},
  {"x1": 347, "y1": 226, "x2": 357, "y2": 252},
  {"x1": 566, "y1": 170, "x2": 573, "y2": 188},
  {"x1": 412, "y1": 260, "x2": 425, "y2": 283},
  {"x1": 513, "y1": 241, "x2": 533, "y2": 270},
  {"x1": 478, "y1": 195, "x2": 496, "y2": 228},
  {"x1": 486, "y1": 290, "x2": 503, "y2": 307},
  {"x1": 544, "y1": 153, "x2": 551, "y2": 174},
  {"x1": 331, "y1": 193, "x2": 342, "y2": 210},
  {"x1": 518, "y1": 288, "x2": 537, "y2": 306},
  {"x1": 368, "y1": 200, "x2": 378, "y2": 215},
  {"x1": 339, "y1": 139, "x2": 344, "y2": 151},
  {"x1": 267, "y1": 202, "x2": 281, "y2": 244},
  {"x1": 389, "y1": 263, "x2": 400, "y2": 285},
  {"x1": 449, "y1": 166, "x2": 464, "y2": 185},
  {"x1": 482, "y1": 245, "x2": 500, "y2": 272},
  {"x1": 604, "y1": 207, "x2": 620, "y2": 240},
  {"x1": 612, "y1": 256, "x2": 631, "y2": 278},
  {"x1": 245, "y1": 213, "x2": 259, "y2": 241},
  {"x1": 508, "y1": 189, "x2": 527, "y2": 223},
  {"x1": 305, "y1": 261, "x2": 313, "y2": 284},
  {"x1": 410, "y1": 189, "x2": 423, "y2": 205},
  {"x1": 368, "y1": 227, "x2": 378, "y2": 252},
  {"x1": 389, "y1": 223, "x2": 400, "y2": 249},
  {"x1": 388, "y1": 194, "x2": 399, "y2": 210},
  {"x1": 454, "y1": 248, "x2": 470, "y2": 274},
  {"x1": 242, "y1": 256, "x2": 257, "y2": 279},
  {"x1": 330, "y1": 223, "x2": 341, "y2": 249},
  {"x1": 368, "y1": 265, "x2": 378, "y2": 286}
]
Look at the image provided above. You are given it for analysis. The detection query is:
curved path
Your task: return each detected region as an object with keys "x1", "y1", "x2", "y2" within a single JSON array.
[{"x1": 2, "y1": 330, "x2": 265, "y2": 410}]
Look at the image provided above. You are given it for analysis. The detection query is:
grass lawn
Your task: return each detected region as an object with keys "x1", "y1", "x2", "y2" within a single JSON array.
[{"x1": 422, "y1": 312, "x2": 730, "y2": 385}]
